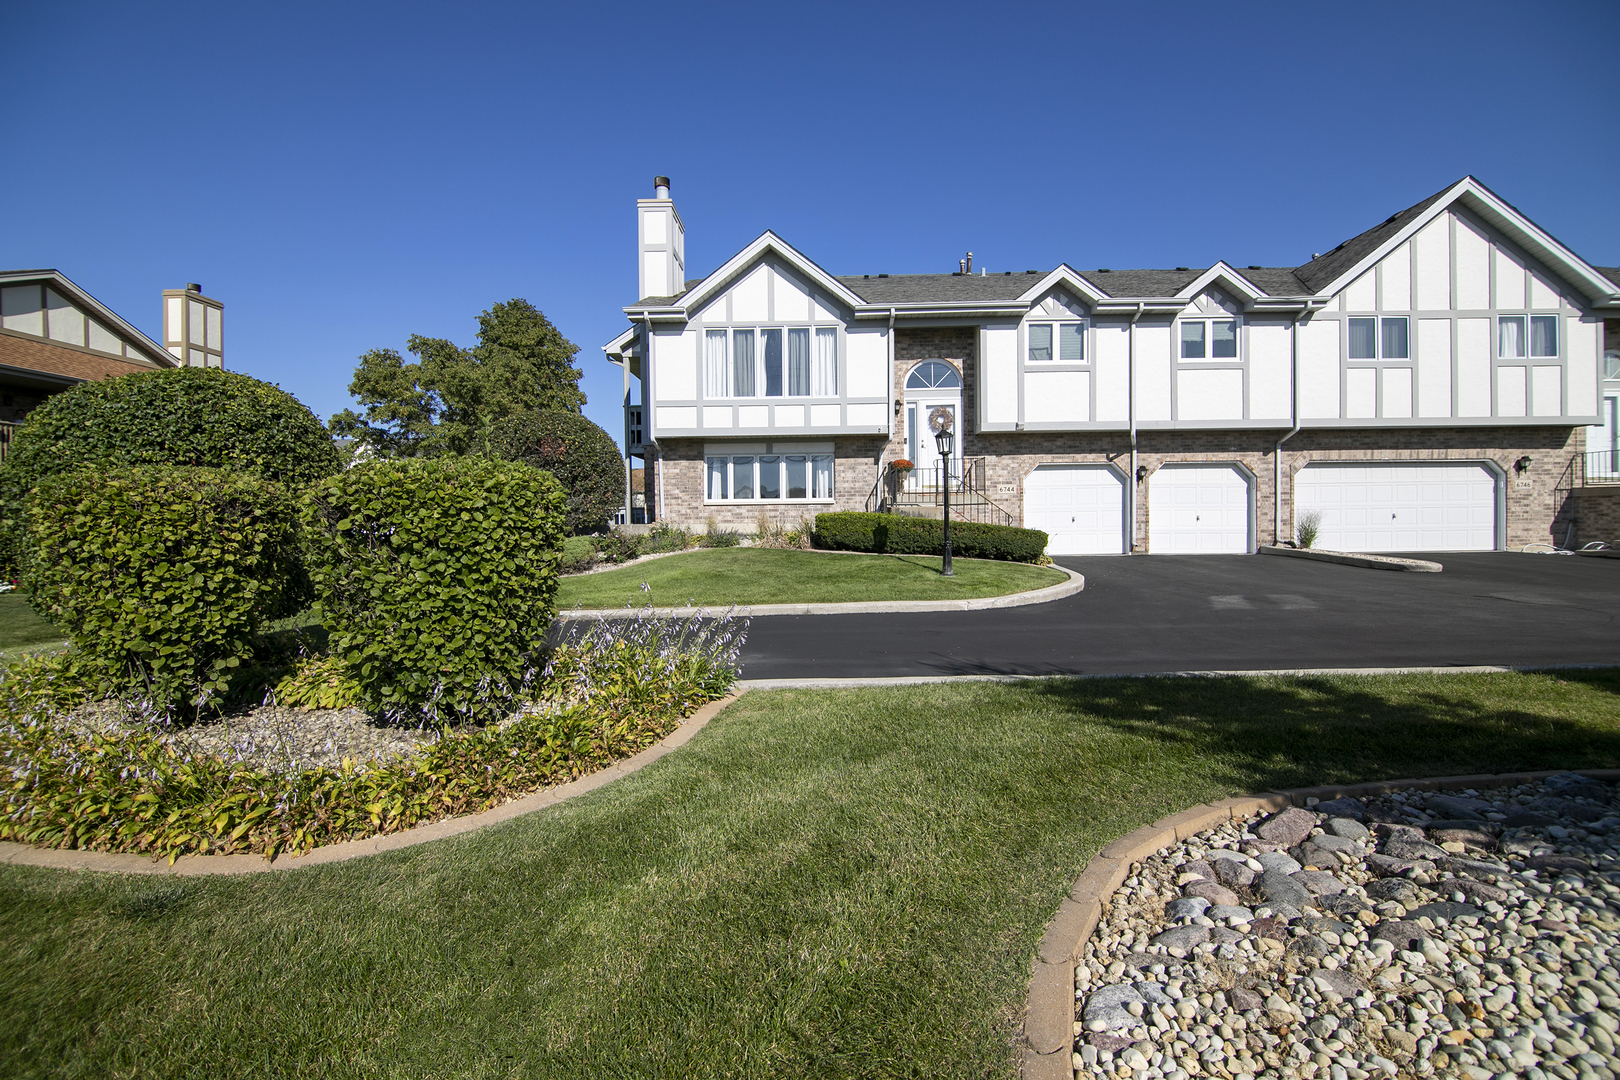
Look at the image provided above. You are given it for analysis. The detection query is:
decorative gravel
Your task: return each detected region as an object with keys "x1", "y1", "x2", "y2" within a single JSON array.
[
  {"x1": 1074, "y1": 774, "x2": 1620, "y2": 1080},
  {"x1": 69, "y1": 701, "x2": 441, "y2": 772}
]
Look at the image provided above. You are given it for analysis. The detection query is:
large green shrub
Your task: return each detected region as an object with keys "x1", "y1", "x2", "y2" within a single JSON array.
[
  {"x1": 2, "y1": 368, "x2": 341, "y2": 505},
  {"x1": 301, "y1": 456, "x2": 566, "y2": 723},
  {"x1": 25, "y1": 467, "x2": 306, "y2": 709},
  {"x1": 812, "y1": 511, "x2": 1048, "y2": 563},
  {"x1": 488, "y1": 410, "x2": 624, "y2": 534}
]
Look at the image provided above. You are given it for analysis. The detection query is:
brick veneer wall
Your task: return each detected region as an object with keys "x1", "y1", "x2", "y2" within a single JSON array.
[
  {"x1": 1571, "y1": 487, "x2": 1620, "y2": 547},
  {"x1": 648, "y1": 436, "x2": 888, "y2": 531}
]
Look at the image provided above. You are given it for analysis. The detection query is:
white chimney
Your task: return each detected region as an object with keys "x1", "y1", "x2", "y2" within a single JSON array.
[
  {"x1": 161, "y1": 282, "x2": 224, "y2": 368},
  {"x1": 637, "y1": 175, "x2": 685, "y2": 300}
]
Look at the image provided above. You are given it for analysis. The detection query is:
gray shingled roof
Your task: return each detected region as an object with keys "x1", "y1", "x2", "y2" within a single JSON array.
[
  {"x1": 628, "y1": 178, "x2": 1583, "y2": 310},
  {"x1": 1292, "y1": 180, "x2": 1458, "y2": 293},
  {"x1": 1596, "y1": 267, "x2": 1620, "y2": 289},
  {"x1": 836, "y1": 273, "x2": 1039, "y2": 304}
]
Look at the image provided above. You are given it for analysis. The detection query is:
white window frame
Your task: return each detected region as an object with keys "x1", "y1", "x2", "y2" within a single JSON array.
[
  {"x1": 702, "y1": 326, "x2": 839, "y2": 399},
  {"x1": 703, "y1": 448, "x2": 835, "y2": 503},
  {"x1": 1178, "y1": 317, "x2": 1241, "y2": 362},
  {"x1": 1346, "y1": 316, "x2": 1410, "y2": 361},
  {"x1": 1026, "y1": 320, "x2": 1087, "y2": 364},
  {"x1": 1497, "y1": 313, "x2": 1560, "y2": 360}
]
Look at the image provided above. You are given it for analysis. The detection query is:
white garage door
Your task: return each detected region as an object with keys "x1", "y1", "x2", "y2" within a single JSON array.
[
  {"x1": 1022, "y1": 465, "x2": 1126, "y2": 555},
  {"x1": 1147, "y1": 464, "x2": 1252, "y2": 553},
  {"x1": 1294, "y1": 463, "x2": 1497, "y2": 553}
]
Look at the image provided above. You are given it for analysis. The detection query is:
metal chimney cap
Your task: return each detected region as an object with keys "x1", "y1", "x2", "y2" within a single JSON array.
[
  {"x1": 185, "y1": 283, "x2": 202, "y2": 293},
  {"x1": 652, "y1": 176, "x2": 671, "y2": 198}
]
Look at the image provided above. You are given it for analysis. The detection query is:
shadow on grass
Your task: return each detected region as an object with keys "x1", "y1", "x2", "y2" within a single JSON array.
[{"x1": 1025, "y1": 668, "x2": 1620, "y2": 798}]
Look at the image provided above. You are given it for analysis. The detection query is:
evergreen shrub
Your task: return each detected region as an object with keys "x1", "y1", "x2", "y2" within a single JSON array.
[
  {"x1": 25, "y1": 468, "x2": 306, "y2": 709},
  {"x1": 812, "y1": 511, "x2": 1048, "y2": 563},
  {"x1": 488, "y1": 410, "x2": 624, "y2": 534},
  {"x1": 301, "y1": 457, "x2": 567, "y2": 723}
]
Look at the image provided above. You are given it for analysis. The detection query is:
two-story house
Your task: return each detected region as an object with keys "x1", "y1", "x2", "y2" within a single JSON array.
[
  {"x1": 0, "y1": 271, "x2": 225, "y2": 457},
  {"x1": 604, "y1": 177, "x2": 1620, "y2": 555}
]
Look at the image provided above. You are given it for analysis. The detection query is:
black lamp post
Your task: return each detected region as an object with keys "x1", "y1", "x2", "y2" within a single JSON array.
[{"x1": 934, "y1": 420, "x2": 955, "y2": 577}]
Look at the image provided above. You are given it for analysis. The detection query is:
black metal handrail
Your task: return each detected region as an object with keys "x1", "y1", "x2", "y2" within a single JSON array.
[
  {"x1": 866, "y1": 457, "x2": 1015, "y2": 527},
  {"x1": 1583, "y1": 449, "x2": 1620, "y2": 484}
]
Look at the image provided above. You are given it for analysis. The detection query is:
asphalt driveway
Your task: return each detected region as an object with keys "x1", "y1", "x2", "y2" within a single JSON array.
[{"x1": 735, "y1": 552, "x2": 1620, "y2": 679}]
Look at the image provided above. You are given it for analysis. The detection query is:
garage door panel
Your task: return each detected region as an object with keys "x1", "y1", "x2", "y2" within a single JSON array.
[
  {"x1": 1296, "y1": 463, "x2": 1496, "y2": 552},
  {"x1": 1147, "y1": 464, "x2": 1253, "y2": 554},
  {"x1": 1023, "y1": 465, "x2": 1126, "y2": 555}
]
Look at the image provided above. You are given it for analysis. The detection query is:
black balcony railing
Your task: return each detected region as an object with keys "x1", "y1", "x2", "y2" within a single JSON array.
[{"x1": 1583, "y1": 449, "x2": 1620, "y2": 483}]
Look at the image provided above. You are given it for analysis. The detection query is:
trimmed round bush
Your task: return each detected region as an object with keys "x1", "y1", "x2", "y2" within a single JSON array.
[
  {"x1": 301, "y1": 456, "x2": 567, "y2": 723},
  {"x1": 26, "y1": 467, "x2": 306, "y2": 709},
  {"x1": 2, "y1": 368, "x2": 341, "y2": 507},
  {"x1": 488, "y1": 410, "x2": 624, "y2": 534}
]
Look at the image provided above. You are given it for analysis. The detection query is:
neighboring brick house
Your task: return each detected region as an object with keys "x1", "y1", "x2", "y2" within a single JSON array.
[
  {"x1": 0, "y1": 271, "x2": 224, "y2": 453},
  {"x1": 603, "y1": 177, "x2": 1620, "y2": 554}
]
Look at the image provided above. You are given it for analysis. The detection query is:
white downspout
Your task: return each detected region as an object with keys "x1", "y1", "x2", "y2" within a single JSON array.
[
  {"x1": 1274, "y1": 309, "x2": 1304, "y2": 545},
  {"x1": 1128, "y1": 302, "x2": 1144, "y2": 552},
  {"x1": 876, "y1": 308, "x2": 896, "y2": 504},
  {"x1": 643, "y1": 316, "x2": 664, "y2": 525},
  {"x1": 621, "y1": 346, "x2": 633, "y2": 528}
]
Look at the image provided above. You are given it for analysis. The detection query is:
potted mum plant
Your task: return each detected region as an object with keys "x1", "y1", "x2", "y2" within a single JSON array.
[{"x1": 890, "y1": 458, "x2": 914, "y2": 477}]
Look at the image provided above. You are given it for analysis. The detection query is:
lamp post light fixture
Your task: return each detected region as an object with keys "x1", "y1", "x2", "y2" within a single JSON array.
[{"x1": 931, "y1": 410, "x2": 956, "y2": 577}]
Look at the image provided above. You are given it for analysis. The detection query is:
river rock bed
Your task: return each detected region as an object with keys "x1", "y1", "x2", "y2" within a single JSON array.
[{"x1": 1073, "y1": 774, "x2": 1620, "y2": 1080}]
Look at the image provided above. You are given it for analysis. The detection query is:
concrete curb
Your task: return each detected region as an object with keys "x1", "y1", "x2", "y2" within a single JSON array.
[
  {"x1": 556, "y1": 564, "x2": 1084, "y2": 620},
  {"x1": 736, "y1": 662, "x2": 1620, "y2": 691},
  {"x1": 0, "y1": 691, "x2": 744, "y2": 876},
  {"x1": 1018, "y1": 767, "x2": 1620, "y2": 1077},
  {"x1": 1258, "y1": 545, "x2": 1443, "y2": 572}
]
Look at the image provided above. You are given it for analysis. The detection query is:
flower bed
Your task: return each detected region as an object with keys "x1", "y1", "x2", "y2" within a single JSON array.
[{"x1": 0, "y1": 608, "x2": 747, "y2": 861}]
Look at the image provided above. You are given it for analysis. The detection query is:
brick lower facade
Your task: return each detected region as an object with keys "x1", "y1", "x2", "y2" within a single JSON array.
[
  {"x1": 1571, "y1": 487, "x2": 1620, "y2": 547},
  {"x1": 641, "y1": 326, "x2": 1586, "y2": 549}
]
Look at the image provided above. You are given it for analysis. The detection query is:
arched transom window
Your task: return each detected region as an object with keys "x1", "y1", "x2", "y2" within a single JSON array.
[{"x1": 906, "y1": 361, "x2": 961, "y2": 389}]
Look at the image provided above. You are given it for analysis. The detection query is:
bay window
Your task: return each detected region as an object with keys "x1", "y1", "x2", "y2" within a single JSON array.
[
  {"x1": 1348, "y1": 316, "x2": 1409, "y2": 360},
  {"x1": 703, "y1": 326, "x2": 839, "y2": 397},
  {"x1": 705, "y1": 450, "x2": 834, "y2": 502}
]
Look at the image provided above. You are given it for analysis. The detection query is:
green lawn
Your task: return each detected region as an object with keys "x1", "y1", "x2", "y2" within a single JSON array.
[
  {"x1": 0, "y1": 594, "x2": 66, "y2": 655},
  {"x1": 557, "y1": 547, "x2": 1067, "y2": 608},
  {"x1": 3, "y1": 670, "x2": 1618, "y2": 1078}
]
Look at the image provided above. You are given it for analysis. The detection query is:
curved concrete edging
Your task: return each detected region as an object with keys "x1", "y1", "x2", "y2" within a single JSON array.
[
  {"x1": 1018, "y1": 767, "x2": 1620, "y2": 1079},
  {"x1": 1258, "y1": 546, "x2": 1443, "y2": 573},
  {"x1": 0, "y1": 691, "x2": 744, "y2": 877},
  {"x1": 557, "y1": 563, "x2": 1084, "y2": 620}
]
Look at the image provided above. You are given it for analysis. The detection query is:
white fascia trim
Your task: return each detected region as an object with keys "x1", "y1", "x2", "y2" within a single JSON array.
[
  {"x1": 647, "y1": 230, "x2": 867, "y2": 317},
  {"x1": 1015, "y1": 265, "x2": 1110, "y2": 306},
  {"x1": 1174, "y1": 262, "x2": 1265, "y2": 304},
  {"x1": 601, "y1": 325, "x2": 638, "y2": 365},
  {"x1": 1313, "y1": 177, "x2": 1619, "y2": 305},
  {"x1": 0, "y1": 268, "x2": 173, "y2": 366}
]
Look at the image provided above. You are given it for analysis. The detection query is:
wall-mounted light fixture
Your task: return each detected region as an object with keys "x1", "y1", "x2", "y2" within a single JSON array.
[
  {"x1": 1136, "y1": 465, "x2": 1149, "y2": 482},
  {"x1": 1514, "y1": 455, "x2": 1533, "y2": 474},
  {"x1": 894, "y1": 398, "x2": 903, "y2": 416}
]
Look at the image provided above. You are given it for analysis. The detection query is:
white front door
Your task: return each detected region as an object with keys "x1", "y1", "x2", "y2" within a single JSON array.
[
  {"x1": 905, "y1": 396, "x2": 961, "y2": 485},
  {"x1": 1294, "y1": 462, "x2": 1497, "y2": 552},
  {"x1": 1023, "y1": 465, "x2": 1127, "y2": 555},
  {"x1": 1147, "y1": 464, "x2": 1253, "y2": 553},
  {"x1": 1594, "y1": 396, "x2": 1619, "y2": 479}
]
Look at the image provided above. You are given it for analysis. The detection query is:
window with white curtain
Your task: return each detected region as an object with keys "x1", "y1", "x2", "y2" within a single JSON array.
[
  {"x1": 1027, "y1": 321, "x2": 1085, "y2": 362},
  {"x1": 1500, "y1": 314, "x2": 1558, "y2": 359},
  {"x1": 704, "y1": 451, "x2": 834, "y2": 501},
  {"x1": 703, "y1": 327, "x2": 839, "y2": 397},
  {"x1": 1179, "y1": 319, "x2": 1238, "y2": 360},
  {"x1": 1348, "y1": 316, "x2": 1409, "y2": 360}
]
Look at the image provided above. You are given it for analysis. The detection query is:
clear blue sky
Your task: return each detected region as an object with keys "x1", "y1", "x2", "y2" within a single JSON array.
[{"x1": 4, "y1": 1, "x2": 1616, "y2": 443}]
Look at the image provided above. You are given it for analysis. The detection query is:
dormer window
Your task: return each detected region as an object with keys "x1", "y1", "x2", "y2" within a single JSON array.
[
  {"x1": 1180, "y1": 319, "x2": 1238, "y2": 359},
  {"x1": 1028, "y1": 322, "x2": 1085, "y2": 363}
]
